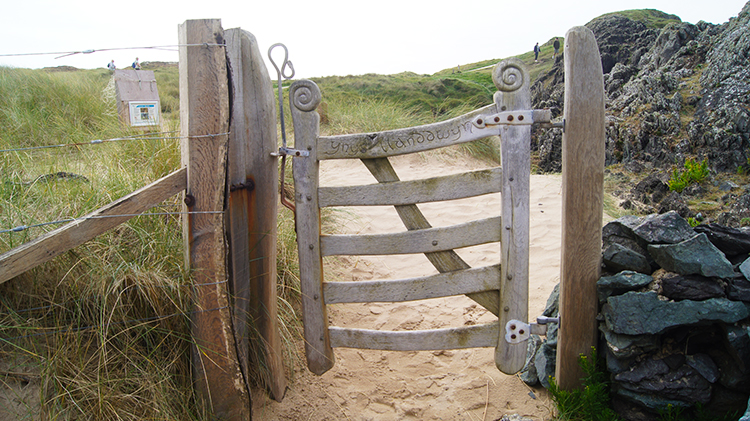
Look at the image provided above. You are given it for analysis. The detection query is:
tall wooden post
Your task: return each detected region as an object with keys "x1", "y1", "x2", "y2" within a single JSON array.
[
  {"x1": 556, "y1": 26, "x2": 605, "y2": 389},
  {"x1": 225, "y1": 28, "x2": 287, "y2": 401},
  {"x1": 179, "y1": 19, "x2": 252, "y2": 419}
]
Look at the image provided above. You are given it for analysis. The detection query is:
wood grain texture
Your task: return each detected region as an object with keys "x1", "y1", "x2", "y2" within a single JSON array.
[
  {"x1": 225, "y1": 28, "x2": 286, "y2": 401},
  {"x1": 318, "y1": 104, "x2": 497, "y2": 159},
  {"x1": 329, "y1": 322, "x2": 499, "y2": 350},
  {"x1": 318, "y1": 167, "x2": 502, "y2": 207},
  {"x1": 323, "y1": 264, "x2": 500, "y2": 304},
  {"x1": 555, "y1": 26, "x2": 606, "y2": 390},
  {"x1": 290, "y1": 80, "x2": 335, "y2": 375},
  {"x1": 0, "y1": 168, "x2": 186, "y2": 285},
  {"x1": 179, "y1": 19, "x2": 251, "y2": 419},
  {"x1": 361, "y1": 158, "x2": 500, "y2": 316},
  {"x1": 320, "y1": 216, "x2": 501, "y2": 256},
  {"x1": 494, "y1": 58, "x2": 532, "y2": 375}
]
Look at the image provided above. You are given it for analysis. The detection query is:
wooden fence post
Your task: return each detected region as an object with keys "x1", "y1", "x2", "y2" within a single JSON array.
[
  {"x1": 556, "y1": 26, "x2": 605, "y2": 390},
  {"x1": 179, "y1": 19, "x2": 252, "y2": 419},
  {"x1": 225, "y1": 28, "x2": 287, "y2": 401}
]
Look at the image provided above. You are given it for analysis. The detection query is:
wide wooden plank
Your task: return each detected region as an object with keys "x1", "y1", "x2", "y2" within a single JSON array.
[
  {"x1": 493, "y1": 58, "x2": 532, "y2": 375},
  {"x1": 329, "y1": 322, "x2": 499, "y2": 350},
  {"x1": 324, "y1": 264, "x2": 500, "y2": 304},
  {"x1": 179, "y1": 19, "x2": 251, "y2": 419},
  {"x1": 361, "y1": 158, "x2": 500, "y2": 316},
  {"x1": 225, "y1": 28, "x2": 286, "y2": 401},
  {"x1": 318, "y1": 167, "x2": 502, "y2": 207},
  {"x1": 321, "y1": 216, "x2": 501, "y2": 256},
  {"x1": 556, "y1": 26, "x2": 606, "y2": 390},
  {"x1": 318, "y1": 104, "x2": 497, "y2": 159},
  {"x1": 0, "y1": 168, "x2": 186, "y2": 285},
  {"x1": 290, "y1": 79, "x2": 335, "y2": 375}
]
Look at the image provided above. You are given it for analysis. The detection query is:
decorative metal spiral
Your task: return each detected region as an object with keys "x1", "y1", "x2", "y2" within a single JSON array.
[
  {"x1": 291, "y1": 80, "x2": 321, "y2": 112},
  {"x1": 493, "y1": 60, "x2": 525, "y2": 92}
]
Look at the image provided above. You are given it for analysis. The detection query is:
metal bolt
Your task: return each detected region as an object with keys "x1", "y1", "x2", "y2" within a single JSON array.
[
  {"x1": 184, "y1": 194, "x2": 195, "y2": 207},
  {"x1": 505, "y1": 225, "x2": 511, "y2": 230},
  {"x1": 432, "y1": 240, "x2": 438, "y2": 246},
  {"x1": 309, "y1": 244, "x2": 314, "y2": 250},
  {"x1": 507, "y1": 274, "x2": 513, "y2": 280},
  {"x1": 507, "y1": 115, "x2": 514, "y2": 122},
  {"x1": 509, "y1": 176, "x2": 514, "y2": 182},
  {"x1": 504, "y1": 306, "x2": 510, "y2": 312},
  {"x1": 307, "y1": 195, "x2": 312, "y2": 201},
  {"x1": 519, "y1": 329, "x2": 525, "y2": 335},
  {"x1": 501, "y1": 106, "x2": 507, "y2": 111},
  {"x1": 510, "y1": 324, "x2": 516, "y2": 330},
  {"x1": 313, "y1": 294, "x2": 319, "y2": 300},
  {"x1": 476, "y1": 118, "x2": 484, "y2": 125},
  {"x1": 511, "y1": 334, "x2": 517, "y2": 340},
  {"x1": 494, "y1": 116, "x2": 500, "y2": 123},
  {"x1": 518, "y1": 115, "x2": 524, "y2": 121}
]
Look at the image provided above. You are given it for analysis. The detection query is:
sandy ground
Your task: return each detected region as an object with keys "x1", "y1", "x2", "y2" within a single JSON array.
[{"x1": 252, "y1": 153, "x2": 565, "y2": 420}]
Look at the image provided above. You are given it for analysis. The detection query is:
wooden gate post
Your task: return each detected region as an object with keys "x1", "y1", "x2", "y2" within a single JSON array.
[
  {"x1": 225, "y1": 28, "x2": 287, "y2": 401},
  {"x1": 179, "y1": 19, "x2": 252, "y2": 419},
  {"x1": 556, "y1": 26, "x2": 606, "y2": 390}
]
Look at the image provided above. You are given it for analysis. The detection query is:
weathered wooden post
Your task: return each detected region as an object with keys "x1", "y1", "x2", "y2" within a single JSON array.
[
  {"x1": 225, "y1": 27, "x2": 287, "y2": 401},
  {"x1": 179, "y1": 19, "x2": 252, "y2": 419},
  {"x1": 556, "y1": 26, "x2": 606, "y2": 389}
]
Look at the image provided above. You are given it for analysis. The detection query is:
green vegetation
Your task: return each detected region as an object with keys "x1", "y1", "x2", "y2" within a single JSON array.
[
  {"x1": 598, "y1": 9, "x2": 681, "y2": 29},
  {"x1": 548, "y1": 348, "x2": 621, "y2": 421},
  {"x1": 668, "y1": 158, "x2": 709, "y2": 192}
]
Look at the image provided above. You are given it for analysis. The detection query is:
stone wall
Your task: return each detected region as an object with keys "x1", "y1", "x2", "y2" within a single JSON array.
[{"x1": 521, "y1": 211, "x2": 750, "y2": 420}]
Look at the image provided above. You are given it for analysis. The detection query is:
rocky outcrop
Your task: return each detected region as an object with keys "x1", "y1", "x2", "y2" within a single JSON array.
[{"x1": 531, "y1": 3, "x2": 750, "y2": 227}]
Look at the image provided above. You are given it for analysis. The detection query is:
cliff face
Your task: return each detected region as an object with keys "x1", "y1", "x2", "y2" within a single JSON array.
[{"x1": 531, "y1": 2, "x2": 750, "y2": 226}]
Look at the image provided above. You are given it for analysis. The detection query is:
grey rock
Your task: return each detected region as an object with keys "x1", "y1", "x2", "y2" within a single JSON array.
[
  {"x1": 740, "y1": 395, "x2": 750, "y2": 421},
  {"x1": 633, "y1": 211, "x2": 696, "y2": 244},
  {"x1": 661, "y1": 274, "x2": 726, "y2": 301},
  {"x1": 693, "y1": 223, "x2": 750, "y2": 257},
  {"x1": 725, "y1": 325, "x2": 750, "y2": 372},
  {"x1": 534, "y1": 341, "x2": 556, "y2": 389},
  {"x1": 603, "y1": 243, "x2": 652, "y2": 274},
  {"x1": 728, "y1": 278, "x2": 750, "y2": 302},
  {"x1": 519, "y1": 334, "x2": 542, "y2": 386},
  {"x1": 686, "y1": 353, "x2": 719, "y2": 383},
  {"x1": 542, "y1": 283, "x2": 559, "y2": 317},
  {"x1": 708, "y1": 348, "x2": 750, "y2": 391},
  {"x1": 600, "y1": 324, "x2": 660, "y2": 359},
  {"x1": 742, "y1": 257, "x2": 750, "y2": 281},
  {"x1": 603, "y1": 291, "x2": 749, "y2": 335},
  {"x1": 597, "y1": 271, "x2": 653, "y2": 304},
  {"x1": 615, "y1": 358, "x2": 711, "y2": 404},
  {"x1": 648, "y1": 233, "x2": 735, "y2": 278}
]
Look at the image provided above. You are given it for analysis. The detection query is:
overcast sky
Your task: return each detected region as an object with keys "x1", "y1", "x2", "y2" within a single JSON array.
[{"x1": 0, "y1": 1, "x2": 746, "y2": 79}]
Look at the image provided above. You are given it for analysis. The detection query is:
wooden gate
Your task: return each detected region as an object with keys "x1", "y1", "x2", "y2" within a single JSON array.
[{"x1": 290, "y1": 58, "x2": 558, "y2": 376}]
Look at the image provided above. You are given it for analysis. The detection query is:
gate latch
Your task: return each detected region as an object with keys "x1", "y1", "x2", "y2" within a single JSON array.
[{"x1": 504, "y1": 316, "x2": 559, "y2": 344}]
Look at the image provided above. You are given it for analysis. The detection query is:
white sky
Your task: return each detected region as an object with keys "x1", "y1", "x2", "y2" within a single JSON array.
[{"x1": 0, "y1": 1, "x2": 746, "y2": 79}]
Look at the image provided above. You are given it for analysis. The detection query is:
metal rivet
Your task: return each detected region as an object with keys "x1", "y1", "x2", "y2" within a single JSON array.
[
  {"x1": 309, "y1": 244, "x2": 314, "y2": 250},
  {"x1": 313, "y1": 294, "x2": 319, "y2": 300},
  {"x1": 504, "y1": 306, "x2": 510, "y2": 312},
  {"x1": 510, "y1": 324, "x2": 516, "y2": 330},
  {"x1": 519, "y1": 329, "x2": 525, "y2": 335},
  {"x1": 476, "y1": 118, "x2": 484, "y2": 125},
  {"x1": 432, "y1": 240, "x2": 438, "y2": 246},
  {"x1": 511, "y1": 334, "x2": 517, "y2": 340},
  {"x1": 507, "y1": 274, "x2": 513, "y2": 280},
  {"x1": 307, "y1": 146, "x2": 312, "y2": 151},
  {"x1": 320, "y1": 336, "x2": 324, "y2": 341},
  {"x1": 184, "y1": 194, "x2": 195, "y2": 207},
  {"x1": 501, "y1": 106, "x2": 507, "y2": 111},
  {"x1": 509, "y1": 177, "x2": 514, "y2": 182},
  {"x1": 505, "y1": 226, "x2": 511, "y2": 230},
  {"x1": 507, "y1": 115, "x2": 514, "y2": 122},
  {"x1": 518, "y1": 115, "x2": 524, "y2": 121},
  {"x1": 494, "y1": 116, "x2": 500, "y2": 123},
  {"x1": 307, "y1": 195, "x2": 312, "y2": 201}
]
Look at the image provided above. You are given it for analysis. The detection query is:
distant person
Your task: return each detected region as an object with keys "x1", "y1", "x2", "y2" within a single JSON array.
[
  {"x1": 107, "y1": 60, "x2": 116, "y2": 71},
  {"x1": 553, "y1": 38, "x2": 560, "y2": 59},
  {"x1": 132, "y1": 57, "x2": 141, "y2": 70},
  {"x1": 533, "y1": 43, "x2": 540, "y2": 62}
]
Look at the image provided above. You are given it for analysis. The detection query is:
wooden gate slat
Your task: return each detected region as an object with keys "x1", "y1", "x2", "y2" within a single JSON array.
[
  {"x1": 323, "y1": 264, "x2": 500, "y2": 304},
  {"x1": 329, "y1": 322, "x2": 499, "y2": 351},
  {"x1": 320, "y1": 216, "x2": 501, "y2": 256},
  {"x1": 318, "y1": 167, "x2": 502, "y2": 207}
]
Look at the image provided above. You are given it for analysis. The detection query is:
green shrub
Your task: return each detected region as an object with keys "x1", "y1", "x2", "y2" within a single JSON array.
[
  {"x1": 548, "y1": 348, "x2": 622, "y2": 421},
  {"x1": 668, "y1": 158, "x2": 709, "y2": 192}
]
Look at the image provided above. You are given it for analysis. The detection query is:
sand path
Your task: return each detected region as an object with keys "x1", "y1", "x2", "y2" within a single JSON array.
[{"x1": 253, "y1": 153, "x2": 563, "y2": 420}]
